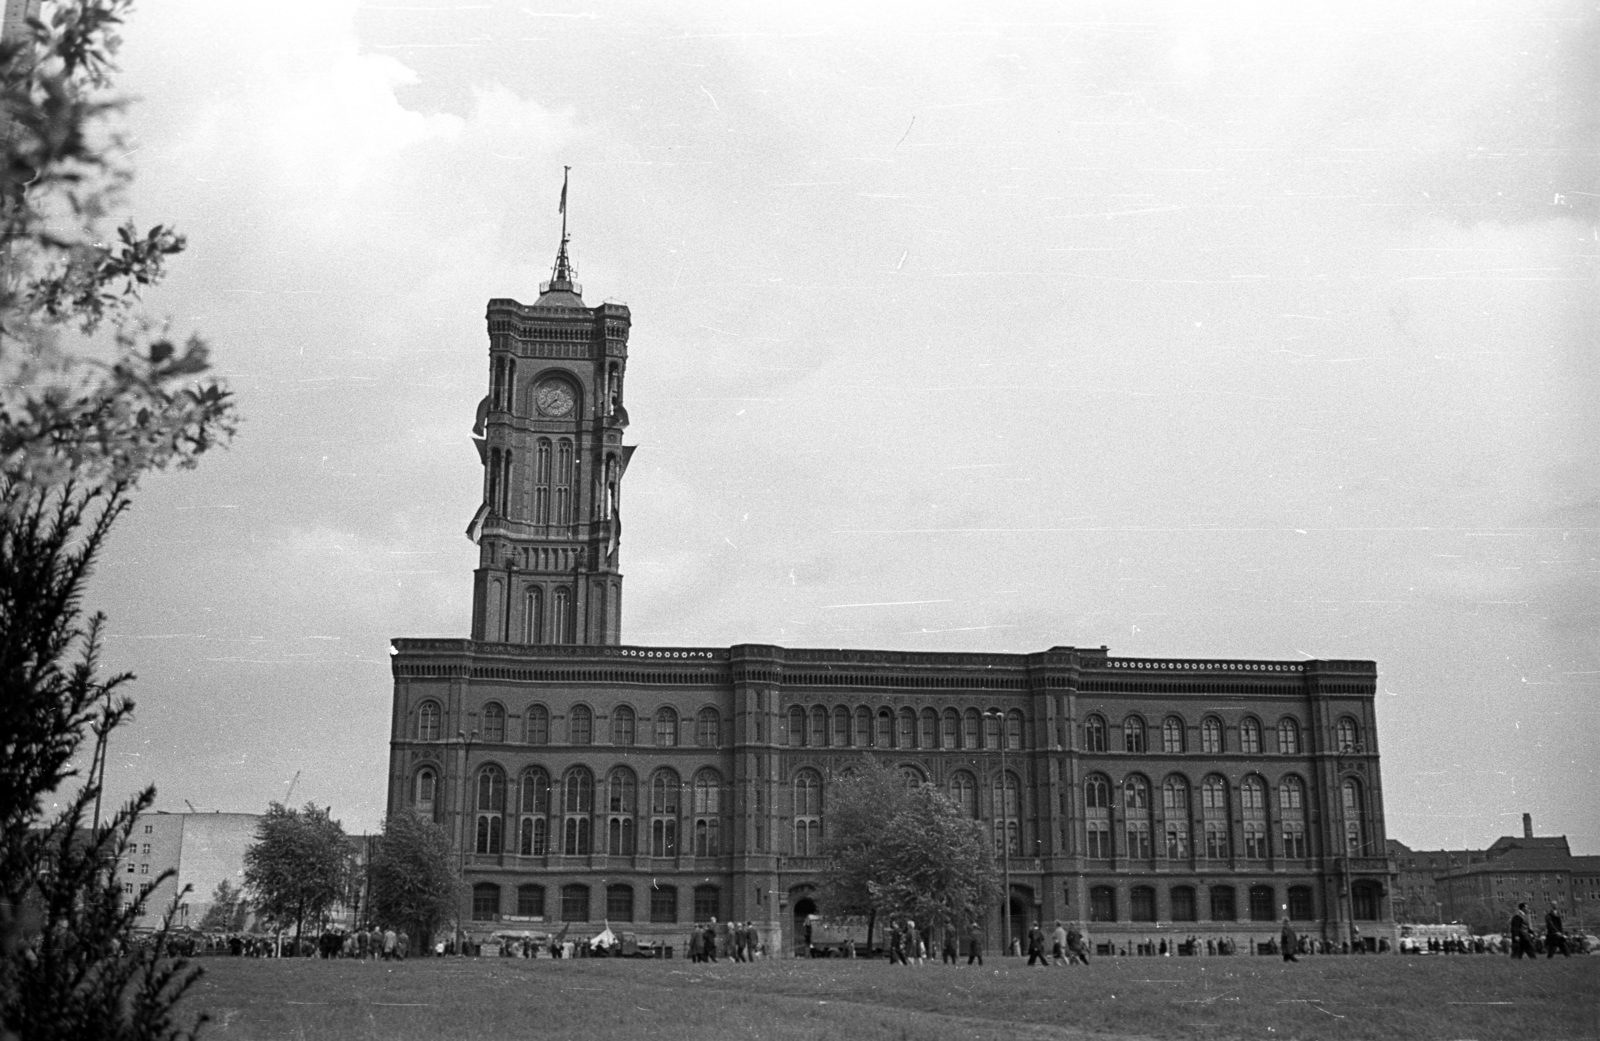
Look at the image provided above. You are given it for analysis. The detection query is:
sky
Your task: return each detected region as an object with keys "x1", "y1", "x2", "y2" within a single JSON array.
[{"x1": 74, "y1": 0, "x2": 1597, "y2": 851}]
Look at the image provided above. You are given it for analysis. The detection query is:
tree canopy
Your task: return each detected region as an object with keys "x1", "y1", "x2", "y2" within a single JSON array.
[
  {"x1": 818, "y1": 758, "x2": 999, "y2": 943},
  {"x1": 243, "y1": 802, "x2": 350, "y2": 943},
  {"x1": 368, "y1": 810, "x2": 459, "y2": 946},
  {"x1": 196, "y1": 878, "x2": 250, "y2": 933}
]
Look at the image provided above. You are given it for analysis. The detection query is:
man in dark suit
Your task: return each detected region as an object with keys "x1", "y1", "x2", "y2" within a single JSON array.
[
  {"x1": 1544, "y1": 904, "x2": 1570, "y2": 958},
  {"x1": 1509, "y1": 902, "x2": 1536, "y2": 959}
]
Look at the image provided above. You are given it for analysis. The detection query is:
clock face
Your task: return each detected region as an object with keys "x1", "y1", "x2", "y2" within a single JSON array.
[{"x1": 535, "y1": 381, "x2": 576, "y2": 418}]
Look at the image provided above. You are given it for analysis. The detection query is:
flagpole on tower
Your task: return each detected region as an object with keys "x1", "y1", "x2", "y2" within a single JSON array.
[{"x1": 559, "y1": 165, "x2": 570, "y2": 243}]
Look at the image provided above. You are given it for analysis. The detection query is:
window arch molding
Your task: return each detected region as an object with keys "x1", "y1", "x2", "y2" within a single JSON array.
[
  {"x1": 525, "y1": 703, "x2": 550, "y2": 745},
  {"x1": 654, "y1": 706, "x2": 679, "y2": 747},
  {"x1": 517, "y1": 767, "x2": 551, "y2": 855},
  {"x1": 1083, "y1": 713, "x2": 1107, "y2": 753},
  {"x1": 474, "y1": 762, "x2": 508, "y2": 854},
  {"x1": 948, "y1": 770, "x2": 978, "y2": 818},
  {"x1": 568, "y1": 703, "x2": 594, "y2": 745},
  {"x1": 1083, "y1": 772, "x2": 1112, "y2": 859},
  {"x1": 612, "y1": 704, "x2": 637, "y2": 747},
  {"x1": 1161, "y1": 715, "x2": 1186, "y2": 754},
  {"x1": 648, "y1": 767, "x2": 680, "y2": 857},
  {"x1": 1277, "y1": 717, "x2": 1301, "y2": 755},
  {"x1": 1200, "y1": 715, "x2": 1224, "y2": 754},
  {"x1": 792, "y1": 768, "x2": 823, "y2": 855},
  {"x1": 1239, "y1": 716, "x2": 1263, "y2": 756},
  {"x1": 415, "y1": 701, "x2": 442, "y2": 742},
  {"x1": 482, "y1": 702, "x2": 507, "y2": 744},
  {"x1": 1123, "y1": 715, "x2": 1147, "y2": 753},
  {"x1": 695, "y1": 706, "x2": 721, "y2": 747},
  {"x1": 412, "y1": 765, "x2": 439, "y2": 816}
]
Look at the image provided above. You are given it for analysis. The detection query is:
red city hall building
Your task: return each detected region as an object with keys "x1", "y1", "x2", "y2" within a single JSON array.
[{"x1": 386, "y1": 229, "x2": 1396, "y2": 955}]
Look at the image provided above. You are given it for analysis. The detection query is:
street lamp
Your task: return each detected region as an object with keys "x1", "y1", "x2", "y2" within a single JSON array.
[
  {"x1": 457, "y1": 728, "x2": 479, "y2": 954},
  {"x1": 986, "y1": 709, "x2": 1012, "y2": 957}
]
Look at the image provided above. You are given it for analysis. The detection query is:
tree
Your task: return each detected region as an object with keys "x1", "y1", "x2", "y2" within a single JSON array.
[
  {"x1": 242, "y1": 802, "x2": 350, "y2": 948},
  {"x1": 1, "y1": 2, "x2": 235, "y2": 1038},
  {"x1": 368, "y1": 811, "x2": 459, "y2": 949},
  {"x1": 196, "y1": 878, "x2": 249, "y2": 933},
  {"x1": 818, "y1": 757, "x2": 999, "y2": 949}
]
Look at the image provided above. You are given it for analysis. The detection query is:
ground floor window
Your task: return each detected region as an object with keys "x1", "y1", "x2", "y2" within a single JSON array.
[
  {"x1": 562, "y1": 884, "x2": 589, "y2": 922},
  {"x1": 517, "y1": 884, "x2": 545, "y2": 918},
  {"x1": 1170, "y1": 885, "x2": 1197, "y2": 922},
  {"x1": 1086, "y1": 822, "x2": 1110, "y2": 859},
  {"x1": 1090, "y1": 886, "x2": 1116, "y2": 922},
  {"x1": 607, "y1": 884, "x2": 633, "y2": 922},
  {"x1": 693, "y1": 885, "x2": 720, "y2": 922},
  {"x1": 1130, "y1": 886, "x2": 1156, "y2": 922},
  {"x1": 1249, "y1": 885, "x2": 1275, "y2": 921},
  {"x1": 1282, "y1": 823, "x2": 1307, "y2": 859},
  {"x1": 1210, "y1": 885, "x2": 1236, "y2": 921},
  {"x1": 651, "y1": 885, "x2": 677, "y2": 924},
  {"x1": 1352, "y1": 881, "x2": 1381, "y2": 921},
  {"x1": 472, "y1": 883, "x2": 500, "y2": 921},
  {"x1": 1288, "y1": 885, "x2": 1314, "y2": 920}
]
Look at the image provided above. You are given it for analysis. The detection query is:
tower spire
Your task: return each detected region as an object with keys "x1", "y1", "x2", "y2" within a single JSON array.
[{"x1": 550, "y1": 165, "x2": 575, "y2": 291}]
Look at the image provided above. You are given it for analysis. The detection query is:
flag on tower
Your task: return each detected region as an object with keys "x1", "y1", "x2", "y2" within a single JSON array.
[{"x1": 559, "y1": 166, "x2": 569, "y2": 214}]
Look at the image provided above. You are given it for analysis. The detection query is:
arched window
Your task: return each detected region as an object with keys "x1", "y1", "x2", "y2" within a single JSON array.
[
  {"x1": 1278, "y1": 717, "x2": 1300, "y2": 755},
  {"x1": 1130, "y1": 885, "x2": 1157, "y2": 923},
  {"x1": 561, "y1": 883, "x2": 589, "y2": 922},
  {"x1": 1336, "y1": 717, "x2": 1361, "y2": 753},
  {"x1": 562, "y1": 766, "x2": 593, "y2": 855},
  {"x1": 554, "y1": 439, "x2": 574, "y2": 526},
  {"x1": 853, "y1": 706, "x2": 871, "y2": 747},
  {"x1": 526, "y1": 704, "x2": 549, "y2": 745},
  {"x1": 942, "y1": 708, "x2": 960, "y2": 750},
  {"x1": 692, "y1": 769, "x2": 723, "y2": 856},
  {"x1": 1162, "y1": 716, "x2": 1185, "y2": 754},
  {"x1": 553, "y1": 587, "x2": 572, "y2": 644},
  {"x1": 534, "y1": 439, "x2": 552, "y2": 524},
  {"x1": 650, "y1": 885, "x2": 677, "y2": 924},
  {"x1": 1279, "y1": 776, "x2": 1307, "y2": 858},
  {"x1": 793, "y1": 769, "x2": 822, "y2": 856},
  {"x1": 875, "y1": 708, "x2": 893, "y2": 748},
  {"x1": 612, "y1": 705, "x2": 635, "y2": 746},
  {"x1": 649, "y1": 769, "x2": 679, "y2": 857},
  {"x1": 1209, "y1": 885, "x2": 1237, "y2": 922},
  {"x1": 1287, "y1": 885, "x2": 1314, "y2": 921},
  {"x1": 607, "y1": 767, "x2": 636, "y2": 856},
  {"x1": 1341, "y1": 778, "x2": 1366, "y2": 854},
  {"x1": 1084, "y1": 775, "x2": 1111, "y2": 858},
  {"x1": 654, "y1": 707, "x2": 678, "y2": 747},
  {"x1": 569, "y1": 705, "x2": 592, "y2": 745},
  {"x1": 809, "y1": 705, "x2": 827, "y2": 747},
  {"x1": 483, "y1": 703, "x2": 505, "y2": 743},
  {"x1": 983, "y1": 711, "x2": 1001, "y2": 750},
  {"x1": 949, "y1": 771, "x2": 977, "y2": 818},
  {"x1": 1123, "y1": 775, "x2": 1151, "y2": 860},
  {"x1": 517, "y1": 884, "x2": 544, "y2": 918},
  {"x1": 1161, "y1": 776, "x2": 1190, "y2": 860},
  {"x1": 1249, "y1": 884, "x2": 1276, "y2": 922},
  {"x1": 1200, "y1": 716, "x2": 1223, "y2": 754},
  {"x1": 696, "y1": 708, "x2": 720, "y2": 747},
  {"x1": 1352, "y1": 880, "x2": 1381, "y2": 921},
  {"x1": 472, "y1": 882, "x2": 500, "y2": 921},
  {"x1": 1171, "y1": 885, "x2": 1197, "y2": 922},
  {"x1": 1239, "y1": 717, "x2": 1262, "y2": 756},
  {"x1": 607, "y1": 884, "x2": 634, "y2": 922},
  {"x1": 787, "y1": 706, "x2": 806, "y2": 747},
  {"x1": 518, "y1": 768, "x2": 550, "y2": 855},
  {"x1": 1241, "y1": 775, "x2": 1268, "y2": 860},
  {"x1": 831, "y1": 706, "x2": 850, "y2": 748},
  {"x1": 992, "y1": 772, "x2": 1020, "y2": 855},
  {"x1": 693, "y1": 884, "x2": 720, "y2": 923},
  {"x1": 898, "y1": 708, "x2": 916, "y2": 749},
  {"x1": 1084, "y1": 714, "x2": 1107, "y2": 753},
  {"x1": 962, "y1": 708, "x2": 981, "y2": 750},
  {"x1": 525, "y1": 588, "x2": 544, "y2": 644},
  {"x1": 475, "y1": 765, "x2": 505, "y2": 854},
  {"x1": 899, "y1": 765, "x2": 925, "y2": 787},
  {"x1": 1123, "y1": 715, "x2": 1147, "y2": 754},
  {"x1": 1006, "y1": 709, "x2": 1024, "y2": 751},
  {"x1": 1090, "y1": 886, "x2": 1117, "y2": 922},
  {"x1": 416, "y1": 701, "x2": 440, "y2": 742},
  {"x1": 919, "y1": 708, "x2": 937, "y2": 749},
  {"x1": 413, "y1": 768, "x2": 436, "y2": 816},
  {"x1": 1201, "y1": 775, "x2": 1229, "y2": 860}
]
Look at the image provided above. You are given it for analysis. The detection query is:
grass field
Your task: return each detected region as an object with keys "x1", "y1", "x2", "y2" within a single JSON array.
[{"x1": 187, "y1": 953, "x2": 1597, "y2": 1041}]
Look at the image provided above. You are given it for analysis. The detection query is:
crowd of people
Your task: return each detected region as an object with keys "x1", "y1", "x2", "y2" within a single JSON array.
[{"x1": 687, "y1": 917, "x2": 765, "y2": 962}]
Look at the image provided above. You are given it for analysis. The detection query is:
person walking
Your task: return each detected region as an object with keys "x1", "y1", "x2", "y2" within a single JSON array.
[
  {"x1": 966, "y1": 920, "x2": 983, "y2": 966},
  {"x1": 1051, "y1": 921, "x2": 1067, "y2": 965},
  {"x1": 1066, "y1": 923, "x2": 1091, "y2": 966},
  {"x1": 941, "y1": 928, "x2": 958, "y2": 965},
  {"x1": 1280, "y1": 918, "x2": 1299, "y2": 963},
  {"x1": 1026, "y1": 922, "x2": 1048, "y2": 966},
  {"x1": 1509, "y1": 902, "x2": 1536, "y2": 960},
  {"x1": 1544, "y1": 904, "x2": 1570, "y2": 959}
]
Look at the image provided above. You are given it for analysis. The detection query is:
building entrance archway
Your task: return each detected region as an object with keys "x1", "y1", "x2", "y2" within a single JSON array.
[{"x1": 792, "y1": 896, "x2": 817, "y2": 956}]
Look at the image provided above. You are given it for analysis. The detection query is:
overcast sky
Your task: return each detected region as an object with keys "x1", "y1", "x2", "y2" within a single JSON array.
[{"x1": 79, "y1": 0, "x2": 1597, "y2": 851}]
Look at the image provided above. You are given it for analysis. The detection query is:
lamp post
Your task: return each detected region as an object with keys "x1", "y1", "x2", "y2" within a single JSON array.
[
  {"x1": 986, "y1": 709, "x2": 1012, "y2": 957},
  {"x1": 457, "y1": 728, "x2": 478, "y2": 954}
]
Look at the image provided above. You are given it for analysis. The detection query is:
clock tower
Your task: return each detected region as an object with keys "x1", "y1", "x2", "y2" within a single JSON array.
[{"x1": 467, "y1": 227, "x2": 632, "y2": 646}]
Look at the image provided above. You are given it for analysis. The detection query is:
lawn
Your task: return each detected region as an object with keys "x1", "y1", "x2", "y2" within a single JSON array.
[{"x1": 185, "y1": 953, "x2": 1597, "y2": 1041}]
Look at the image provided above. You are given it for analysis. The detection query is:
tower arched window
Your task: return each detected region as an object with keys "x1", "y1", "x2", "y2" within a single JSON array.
[
  {"x1": 1161, "y1": 775, "x2": 1190, "y2": 859},
  {"x1": 992, "y1": 771, "x2": 1020, "y2": 855},
  {"x1": 1240, "y1": 717, "x2": 1262, "y2": 755},
  {"x1": 1124, "y1": 715, "x2": 1147, "y2": 754},
  {"x1": 568, "y1": 704, "x2": 592, "y2": 745},
  {"x1": 524, "y1": 588, "x2": 543, "y2": 644},
  {"x1": 552, "y1": 587, "x2": 572, "y2": 644},
  {"x1": 413, "y1": 768, "x2": 436, "y2": 816},
  {"x1": 487, "y1": 447, "x2": 501, "y2": 516},
  {"x1": 948, "y1": 770, "x2": 977, "y2": 818},
  {"x1": 612, "y1": 705, "x2": 635, "y2": 747},
  {"x1": 499, "y1": 448, "x2": 513, "y2": 516},
  {"x1": 695, "y1": 707, "x2": 720, "y2": 747},
  {"x1": 1278, "y1": 717, "x2": 1301, "y2": 755},
  {"x1": 898, "y1": 708, "x2": 916, "y2": 749},
  {"x1": 692, "y1": 769, "x2": 723, "y2": 857},
  {"x1": 1341, "y1": 778, "x2": 1366, "y2": 854},
  {"x1": 562, "y1": 766, "x2": 593, "y2": 855},
  {"x1": 1084, "y1": 714, "x2": 1107, "y2": 753},
  {"x1": 962, "y1": 708, "x2": 981, "y2": 750},
  {"x1": 787, "y1": 705, "x2": 806, "y2": 747},
  {"x1": 831, "y1": 706, "x2": 850, "y2": 747},
  {"x1": 518, "y1": 768, "x2": 550, "y2": 855},
  {"x1": 482, "y1": 703, "x2": 505, "y2": 744},
  {"x1": 607, "y1": 767, "x2": 637, "y2": 856},
  {"x1": 1201, "y1": 775, "x2": 1230, "y2": 860},
  {"x1": 526, "y1": 704, "x2": 549, "y2": 745},
  {"x1": 475, "y1": 765, "x2": 505, "y2": 854},
  {"x1": 919, "y1": 708, "x2": 938, "y2": 749},
  {"x1": 1200, "y1": 716, "x2": 1223, "y2": 754},
  {"x1": 1005, "y1": 709, "x2": 1024, "y2": 751},
  {"x1": 554, "y1": 439, "x2": 574, "y2": 526},
  {"x1": 416, "y1": 701, "x2": 440, "y2": 742},
  {"x1": 809, "y1": 705, "x2": 827, "y2": 747},
  {"x1": 792, "y1": 769, "x2": 822, "y2": 855},
  {"x1": 983, "y1": 711, "x2": 1001, "y2": 750},
  {"x1": 534, "y1": 439, "x2": 552, "y2": 524},
  {"x1": 654, "y1": 707, "x2": 678, "y2": 747},
  {"x1": 1336, "y1": 717, "x2": 1361, "y2": 753},
  {"x1": 649, "y1": 768, "x2": 679, "y2": 857},
  {"x1": 942, "y1": 708, "x2": 960, "y2": 750},
  {"x1": 1162, "y1": 716, "x2": 1185, "y2": 754},
  {"x1": 875, "y1": 708, "x2": 893, "y2": 748},
  {"x1": 1084, "y1": 775, "x2": 1111, "y2": 858},
  {"x1": 1123, "y1": 775, "x2": 1151, "y2": 860},
  {"x1": 1279, "y1": 776, "x2": 1307, "y2": 858},
  {"x1": 1241, "y1": 775, "x2": 1268, "y2": 860},
  {"x1": 853, "y1": 706, "x2": 871, "y2": 747}
]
